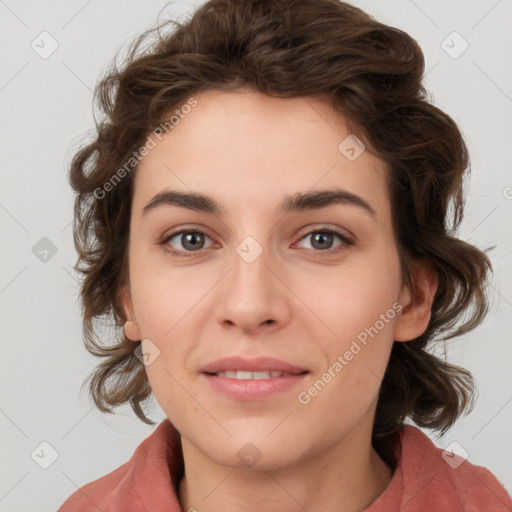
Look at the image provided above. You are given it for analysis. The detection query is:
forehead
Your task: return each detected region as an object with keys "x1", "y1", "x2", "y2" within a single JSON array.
[{"x1": 133, "y1": 88, "x2": 389, "y2": 219}]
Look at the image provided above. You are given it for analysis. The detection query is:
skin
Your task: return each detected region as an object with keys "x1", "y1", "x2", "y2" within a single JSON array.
[{"x1": 120, "y1": 88, "x2": 438, "y2": 512}]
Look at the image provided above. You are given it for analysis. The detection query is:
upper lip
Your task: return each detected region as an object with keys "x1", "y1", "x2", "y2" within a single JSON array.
[{"x1": 201, "y1": 356, "x2": 308, "y2": 374}]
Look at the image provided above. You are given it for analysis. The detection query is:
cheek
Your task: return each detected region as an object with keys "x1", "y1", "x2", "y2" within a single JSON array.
[
  {"x1": 307, "y1": 252, "x2": 401, "y2": 348},
  {"x1": 128, "y1": 255, "x2": 215, "y2": 401},
  {"x1": 302, "y1": 248, "x2": 402, "y2": 398},
  {"x1": 298, "y1": 303, "x2": 399, "y2": 430},
  {"x1": 129, "y1": 248, "x2": 206, "y2": 335}
]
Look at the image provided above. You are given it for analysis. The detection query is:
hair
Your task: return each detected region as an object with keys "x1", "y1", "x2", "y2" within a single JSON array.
[{"x1": 69, "y1": 0, "x2": 492, "y2": 466}]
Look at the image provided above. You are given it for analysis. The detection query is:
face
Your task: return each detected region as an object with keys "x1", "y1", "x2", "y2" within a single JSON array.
[{"x1": 121, "y1": 88, "x2": 419, "y2": 469}]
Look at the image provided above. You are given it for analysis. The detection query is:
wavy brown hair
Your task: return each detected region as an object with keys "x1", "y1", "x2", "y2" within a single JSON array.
[{"x1": 69, "y1": 0, "x2": 492, "y2": 464}]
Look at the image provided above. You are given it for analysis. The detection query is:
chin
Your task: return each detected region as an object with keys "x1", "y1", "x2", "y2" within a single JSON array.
[
  {"x1": 187, "y1": 420, "x2": 311, "y2": 469},
  {"x1": 206, "y1": 438, "x2": 305, "y2": 471}
]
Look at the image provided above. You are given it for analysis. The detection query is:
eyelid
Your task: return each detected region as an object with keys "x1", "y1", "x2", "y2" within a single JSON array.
[
  {"x1": 296, "y1": 223, "x2": 354, "y2": 242},
  {"x1": 161, "y1": 224, "x2": 212, "y2": 241}
]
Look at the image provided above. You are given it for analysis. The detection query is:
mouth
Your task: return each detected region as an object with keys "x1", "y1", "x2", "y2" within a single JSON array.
[
  {"x1": 200, "y1": 356, "x2": 310, "y2": 400},
  {"x1": 200, "y1": 355, "x2": 309, "y2": 375},
  {"x1": 204, "y1": 370, "x2": 309, "y2": 379}
]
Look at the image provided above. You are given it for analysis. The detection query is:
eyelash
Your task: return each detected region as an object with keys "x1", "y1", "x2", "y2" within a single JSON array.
[{"x1": 160, "y1": 227, "x2": 354, "y2": 258}]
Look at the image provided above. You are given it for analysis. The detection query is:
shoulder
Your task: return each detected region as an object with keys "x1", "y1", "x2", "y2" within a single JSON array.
[
  {"x1": 398, "y1": 425, "x2": 512, "y2": 512},
  {"x1": 57, "y1": 419, "x2": 180, "y2": 511},
  {"x1": 57, "y1": 460, "x2": 144, "y2": 511}
]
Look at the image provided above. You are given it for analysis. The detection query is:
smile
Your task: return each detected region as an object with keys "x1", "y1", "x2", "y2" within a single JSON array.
[{"x1": 210, "y1": 370, "x2": 299, "y2": 379}]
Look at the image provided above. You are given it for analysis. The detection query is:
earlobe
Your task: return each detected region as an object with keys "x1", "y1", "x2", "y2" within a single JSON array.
[
  {"x1": 124, "y1": 320, "x2": 141, "y2": 342},
  {"x1": 119, "y1": 283, "x2": 141, "y2": 342},
  {"x1": 393, "y1": 261, "x2": 439, "y2": 342}
]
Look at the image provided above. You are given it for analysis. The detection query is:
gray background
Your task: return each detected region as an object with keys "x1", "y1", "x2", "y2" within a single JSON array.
[{"x1": 0, "y1": 0, "x2": 511, "y2": 510}]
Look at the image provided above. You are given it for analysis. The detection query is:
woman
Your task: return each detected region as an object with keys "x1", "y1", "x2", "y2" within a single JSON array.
[{"x1": 58, "y1": 0, "x2": 511, "y2": 510}]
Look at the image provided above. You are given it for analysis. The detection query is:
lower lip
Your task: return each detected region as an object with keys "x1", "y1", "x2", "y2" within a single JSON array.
[{"x1": 201, "y1": 372, "x2": 309, "y2": 400}]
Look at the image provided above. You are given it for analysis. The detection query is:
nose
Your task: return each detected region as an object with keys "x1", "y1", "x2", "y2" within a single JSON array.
[{"x1": 213, "y1": 243, "x2": 292, "y2": 335}]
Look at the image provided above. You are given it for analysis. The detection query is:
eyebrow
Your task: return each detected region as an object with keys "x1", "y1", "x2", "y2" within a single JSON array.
[{"x1": 142, "y1": 188, "x2": 377, "y2": 219}]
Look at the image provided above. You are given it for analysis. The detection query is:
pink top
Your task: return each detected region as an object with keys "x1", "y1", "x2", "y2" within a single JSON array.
[{"x1": 58, "y1": 419, "x2": 512, "y2": 511}]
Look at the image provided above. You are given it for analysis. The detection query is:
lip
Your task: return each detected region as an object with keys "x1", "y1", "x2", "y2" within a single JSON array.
[
  {"x1": 200, "y1": 356, "x2": 308, "y2": 374},
  {"x1": 200, "y1": 356, "x2": 309, "y2": 401},
  {"x1": 200, "y1": 373, "x2": 309, "y2": 400}
]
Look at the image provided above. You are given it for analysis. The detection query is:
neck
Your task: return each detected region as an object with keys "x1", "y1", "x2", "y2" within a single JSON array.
[{"x1": 177, "y1": 423, "x2": 393, "y2": 512}]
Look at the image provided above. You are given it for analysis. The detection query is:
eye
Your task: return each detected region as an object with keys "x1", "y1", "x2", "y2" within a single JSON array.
[
  {"x1": 161, "y1": 229, "x2": 214, "y2": 256},
  {"x1": 160, "y1": 226, "x2": 354, "y2": 258},
  {"x1": 296, "y1": 227, "x2": 354, "y2": 254}
]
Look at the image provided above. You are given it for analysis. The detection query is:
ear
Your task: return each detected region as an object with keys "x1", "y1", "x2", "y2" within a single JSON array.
[
  {"x1": 393, "y1": 260, "x2": 439, "y2": 342},
  {"x1": 119, "y1": 282, "x2": 141, "y2": 342}
]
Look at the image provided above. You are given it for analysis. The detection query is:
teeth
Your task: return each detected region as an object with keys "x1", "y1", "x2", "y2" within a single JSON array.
[{"x1": 215, "y1": 370, "x2": 295, "y2": 379}]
